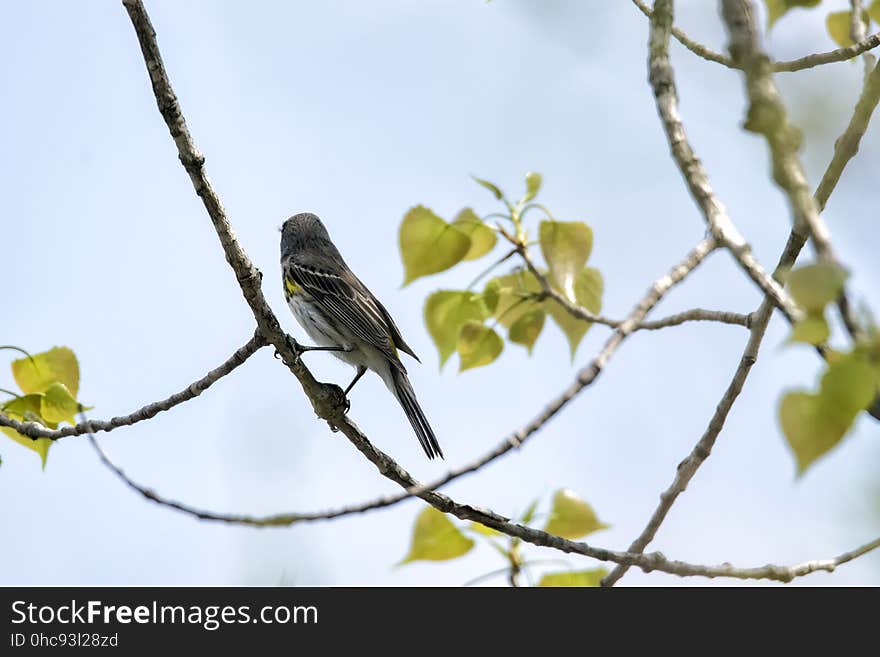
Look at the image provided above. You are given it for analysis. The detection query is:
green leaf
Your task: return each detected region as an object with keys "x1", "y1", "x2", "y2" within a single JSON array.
[
  {"x1": 423, "y1": 290, "x2": 489, "y2": 367},
  {"x1": 787, "y1": 262, "x2": 848, "y2": 314},
  {"x1": 12, "y1": 346, "x2": 80, "y2": 397},
  {"x1": 482, "y1": 279, "x2": 501, "y2": 314},
  {"x1": 0, "y1": 393, "x2": 52, "y2": 468},
  {"x1": 508, "y1": 309, "x2": 546, "y2": 354},
  {"x1": 457, "y1": 322, "x2": 503, "y2": 372},
  {"x1": 780, "y1": 353, "x2": 877, "y2": 474},
  {"x1": 471, "y1": 176, "x2": 505, "y2": 201},
  {"x1": 399, "y1": 506, "x2": 475, "y2": 564},
  {"x1": 468, "y1": 522, "x2": 502, "y2": 537},
  {"x1": 543, "y1": 488, "x2": 609, "y2": 539},
  {"x1": 788, "y1": 315, "x2": 830, "y2": 345},
  {"x1": 821, "y1": 353, "x2": 877, "y2": 416},
  {"x1": 452, "y1": 208, "x2": 497, "y2": 261},
  {"x1": 1, "y1": 393, "x2": 44, "y2": 418},
  {"x1": 870, "y1": 0, "x2": 880, "y2": 24},
  {"x1": 538, "y1": 568, "x2": 609, "y2": 587},
  {"x1": 40, "y1": 382, "x2": 80, "y2": 425},
  {"x1": 826, "y1": 10, "x2": 869, "y2": 47},
  {"x1": 399, "y1": 206, "x2": 471, "y2": 285},
  {"x1": 546, "y1": 267, "x2": 603, "y2": 359},
  {"x1": 523, "y1": 172, "x2": 542, "y2": 203},
  {"x1": 0, "y1": 428, "x2": 51, "y2": 468},
  {"x1": 539, "y1": 221, "x2": 593, "y2": 302},
  {"x1": 764, "y1": 0, "x2": 822, "y2": 28},
  {"x1": 486, "y1": 270, "x2": 543, "y2": 329}
]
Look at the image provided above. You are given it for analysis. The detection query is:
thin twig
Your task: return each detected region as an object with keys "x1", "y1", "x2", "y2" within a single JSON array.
[
  {"x1": 517, "y1": 245, "x2": 750, "y2": 331},
  {"x1": 632, "y1": 0, "x2": 880, "y2": 73},
  {"x1": 86, "y1": 426, "x2": 410, "y2": 526},
  {"x1": 774, "y1": 32, "x2": 880, "y2": 72},
  {"x1": 814, "y1": 58, "x2": 880, "y2": 210},
  {"x1": 631, "y1": 0, "x2": 734, "y2": 68},
  {"x1": 646, "y1": 0, "x2": 799, "y2": 322},
  {"x1": 849, "y1": 0, "x2": 877, "y2": 79},
  {"x1": 0, "y1": 334, "x2": 266, "y2": 440}
]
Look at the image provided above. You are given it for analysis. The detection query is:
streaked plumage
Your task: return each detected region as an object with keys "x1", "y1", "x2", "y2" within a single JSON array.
[{"x1": 280, "y1": 212, "x2": 443, "y2": 459}]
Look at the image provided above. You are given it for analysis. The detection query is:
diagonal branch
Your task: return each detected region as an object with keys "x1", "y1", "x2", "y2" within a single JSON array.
[
  {"x1": 722, "y1": 0, "x2": 836, "y2": 265},
  {"x1": 723, "y1": 0, "x2": 870, "y2": 346},
  {"x1": 647, "y1": 0, "x2": 799, "y2": 322},
  {"x1": 0, "y1": 334, "x2": 265, "y2": 440},
  {"x1": 814, "y1": 58, "x2": 880, "y2": 211}
]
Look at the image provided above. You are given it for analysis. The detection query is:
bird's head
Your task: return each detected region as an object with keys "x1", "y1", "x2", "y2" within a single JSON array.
[{"x1": 280, "y1": 212, "x2": 332, "y2": 258}]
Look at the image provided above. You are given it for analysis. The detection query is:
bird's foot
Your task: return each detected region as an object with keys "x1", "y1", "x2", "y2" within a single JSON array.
[
  {"x1": 274, "y1": 334, "x2": 304, "y2": 366},
  {"x1": 311, "y1": 381, "x2": 349, "y2": 431}
]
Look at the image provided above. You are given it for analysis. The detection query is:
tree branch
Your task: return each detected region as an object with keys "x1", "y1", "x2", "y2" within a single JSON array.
[
  {"x1": 723, "y1": 0, "x2": 866, "y2": 343},
  {"x1": 87, "y1": 427, "x2": 408, "y2": 526},
  {"x1": 517, "y1": 245, "x2": 749, "y2": 331},
  {"x1": 632, "y1": 0, "x2": 880, "y2": 73},
  {"x1": 647, "y1": 0, "x2": 800, "y2": 321},
  {"x1": 631, "y1": 0, "x2": 734, "y2": 68},
  {"x1": 723, "y1": 0, "x2": 835, "y2": 260},
  {"x1": 814, "y1": 58, "x2": 880, "y2": 211},
  {"x1": 0, "y1": 334, "x2": 265, "y2": 440}
]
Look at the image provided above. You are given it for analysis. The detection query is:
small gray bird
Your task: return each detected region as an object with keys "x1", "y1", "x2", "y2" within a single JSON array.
[{"x1": 280, "y1": 212, "x2": 443, "y2": 459}]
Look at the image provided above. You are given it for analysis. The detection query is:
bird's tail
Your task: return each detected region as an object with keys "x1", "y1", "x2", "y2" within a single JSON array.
[{"x1": 389, "y1": 367, "x2": 443, "y2": 460}]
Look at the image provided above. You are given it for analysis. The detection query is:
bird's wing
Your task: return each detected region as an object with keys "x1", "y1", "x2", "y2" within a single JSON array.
[{"x1": 285, "y1": 257, "x2": 405, "y2": 369}]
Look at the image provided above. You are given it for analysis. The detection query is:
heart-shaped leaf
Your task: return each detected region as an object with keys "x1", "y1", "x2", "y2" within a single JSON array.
[
  {"x1": 508, "y1": 309, "x2": 546, "y2": 354},
  {"x1": 788, "y1": 315, "x2": 830, "y2": 345},
  {"x1": 40, "y1": 382, "x2": 80, "y2": 426},
  {"x1": 399, "y1": 206, "x2": 471, "y2": 285},
  {"x1": 399, "y1": 506, "x2": 474, "y2": 564},
  {"x1": 423, "y1": 290, "x2": 489, "y2": 367},
  {"x1": 539, "y1": 221, "x2": 593, "y2": 302},
  {"x1": 546, "y1": 267, "x2": 603, "y2": 359},
  {"x1": 452, "y1": 208, "x2": 497, "y2": 261},
  {"x1": 787, "y1": 262, "x2": 848, "y2": 314},
  {"x1": 12, "y1": 346, "x2": 80, "y2": 397},
  {"x1": 780, "y1": 354, "x2": 877, "y2": 474},
  {"x1": 543, "y1": 488, "x2": 609, "y2": 539},
  {"x1": 457, "y1": 322, "x2": 503, "y2": 372}
]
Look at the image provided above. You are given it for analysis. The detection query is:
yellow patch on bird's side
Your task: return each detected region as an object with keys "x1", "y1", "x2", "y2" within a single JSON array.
[{"x1": 284, "y1": 277, "x2": 302, "y2": 298}]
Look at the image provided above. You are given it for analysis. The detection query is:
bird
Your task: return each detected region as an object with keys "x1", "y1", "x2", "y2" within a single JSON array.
[{"x1": 280, "y1": 212, "x2": 443, "y2": 459}]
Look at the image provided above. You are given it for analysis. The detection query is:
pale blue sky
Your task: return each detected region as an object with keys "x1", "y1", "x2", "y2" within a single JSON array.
[{"x1": 1, "y1": 0, "x2": 878, "y2": 586}]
